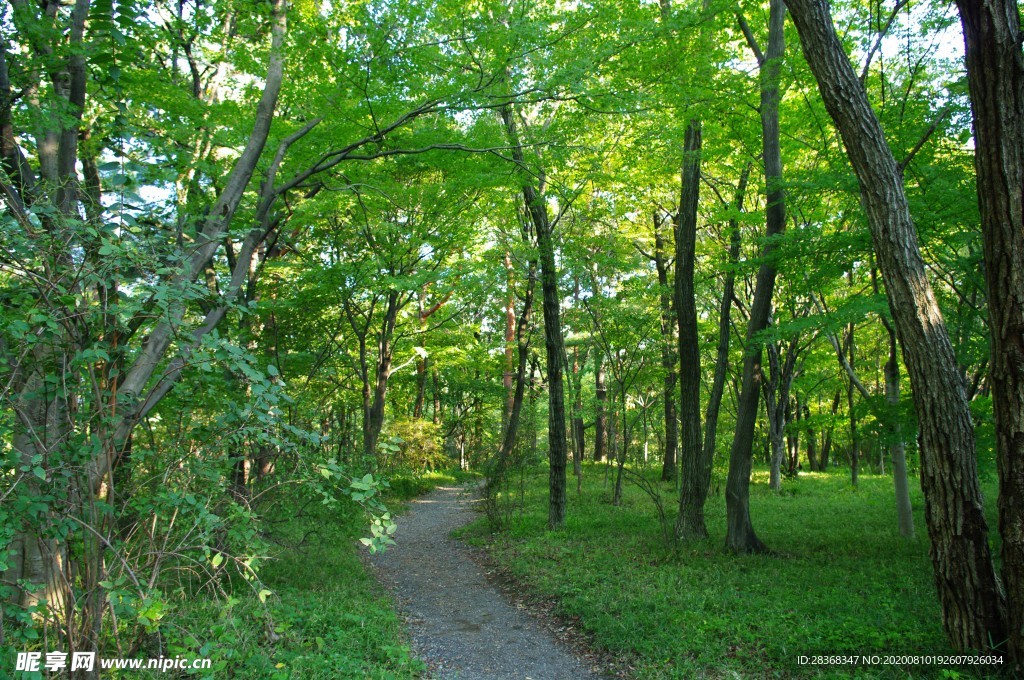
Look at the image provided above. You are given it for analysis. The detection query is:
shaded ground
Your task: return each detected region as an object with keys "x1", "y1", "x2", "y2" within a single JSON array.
[{"x1": 371, "y1": 483, "x2": 606, "y2": 680}]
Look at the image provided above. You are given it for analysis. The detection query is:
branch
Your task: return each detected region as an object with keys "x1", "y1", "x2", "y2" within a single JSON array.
[
  {"x1": 737, "y1": 11, "x2": 765, "y2": 66},
  {"x1": 859, "y1": 0, "x2": 910, "y2": 83},
  {"x1": 810, "y1": 293, "x2": 872, "y2": 400},
  {"x1": 898, "y1": 104, "x2": 951, "y2": 173}
]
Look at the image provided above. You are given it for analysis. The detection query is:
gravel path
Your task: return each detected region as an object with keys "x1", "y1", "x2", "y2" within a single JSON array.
[{"x1": 370, "y1": 483, "x2": 604, "y2": 680}]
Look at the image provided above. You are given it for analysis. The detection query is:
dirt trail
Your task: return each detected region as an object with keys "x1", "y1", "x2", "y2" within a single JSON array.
[{"x1": 370, "y1": 483, "x2": 604, "y2": 680}]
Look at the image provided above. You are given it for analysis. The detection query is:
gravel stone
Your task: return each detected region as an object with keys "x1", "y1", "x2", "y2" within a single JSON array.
[{"x1": 370, "y1": 483, "x2": 604, "y2": 680}]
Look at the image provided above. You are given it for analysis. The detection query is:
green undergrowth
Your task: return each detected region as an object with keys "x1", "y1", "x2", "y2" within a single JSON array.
[
  {"x1": 463, "y1": 463, "x2": 1002, "y2": 679},
  {"x1": 107, "y1": 468, "x2": 473, "y2": 679},
  {"x1": 385, "y1": 468, "x2": 481, "y2": 503}
]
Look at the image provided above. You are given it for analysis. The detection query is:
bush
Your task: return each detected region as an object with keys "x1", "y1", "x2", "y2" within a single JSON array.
[{"x1": 384, "y1": 419, "x2": 448, "y2": 472}]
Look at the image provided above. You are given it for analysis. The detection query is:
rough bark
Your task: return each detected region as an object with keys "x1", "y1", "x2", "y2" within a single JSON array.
[
  {"x1": 787, "y1": 0, "x2": 1006, "y2": 652},
  {"x1": 725, "y1": 0, "x2": 786, "y2": 553},
  {"x1": 954, "y1": 0, "x2": 1024, "y2": 664},
  {"x1": 675, "y1": 120, "x2": 709, "y2": 539}
]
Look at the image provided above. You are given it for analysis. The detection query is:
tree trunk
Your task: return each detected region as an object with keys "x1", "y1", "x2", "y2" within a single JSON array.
[
  {"x1": 820, "y1": 388, "x2": 841, "y2": 470},
  {"x1": 595, "y1": 354, "x2": 607, "y2": 462},
  {"x1": 503, "y1": 252, "x2": 517, "y2": 426},
  {"x1": 653, "y1": 219, "x2": 679, "y2": 482},
  {"x1": 787, "y1": 0, "x2": 1006, "y2": 651},
  {"x1": 767, "y1": 410, "x2": 785, "y2": 491},
  {"x1": 414, "y1": 293, "x2": 428, "y2": 419},
  {"x1": 954, "y1": 0, "x2": 1024, "y2": 664},
  {"x1": 725, "y1": 0, "x2": 786, "y2": 553},
  {"x1": 806, "y1": 404, "x2": 818, "y2": 472},
  {"x1": 764, "y1": 338, "x2": 798, "y2": 491},
  {"x1": 885, "y1": 327, "x2": 915, "y2": 538},
  {"x1": 846, "y1": 321, "x2": 860, "y2": 487},
  {"x1": 703, "y1": 165, "x2": 749, "y2": 478},
  {"x1": 569, "y1": 277, "x2": 587, "y2": 492},
  {"x1": 2, "y1": 0, "x2": 290, "y2": 619},
  {"x1": 365, "y1": 292, "x2": 399, "y2": 460},
  {"x1": 675, "y1": 120, "x2": 709, "y2": 539},
  {"x1": 764, "y1": 344, "x2": 782, "y2": 490},
  {"x1": 535, "y1": 207, "x2": 569, "y2": 529},
  {"x1": 787, "y1": 395, "x2": 800, "y2": 476},
  {"x1": 493, "y1": 263, "x2": 536, "y2": 484},
  {"x1": 502, "y1": 105, "x2": 567, "y2": 529},
  {"x1": 432, "y1": 370, "x2": 441, "y2": 425}
]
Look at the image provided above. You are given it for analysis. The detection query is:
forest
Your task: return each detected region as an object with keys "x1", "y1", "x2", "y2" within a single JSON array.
[{"x1": 1, "y1": 0, "x2": 1022, "y2": 676}]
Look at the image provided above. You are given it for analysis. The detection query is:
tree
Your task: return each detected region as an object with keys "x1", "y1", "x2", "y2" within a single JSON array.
[
  {"x1": 701, "y1": 164, "x2": 749, "y2": 494},
  {"x1": 675, "y1": 120, "x2": 709, "y2": 538},
  {"x1": 724, "y1": 0, "x2": 787, "y2": 553},
  {"x1": 1, "y1": 0, "x2": 290, "y2": 631},
  {"x1": 501, "y1": 105, "x2": 568, "y2": 529},
  {"x1": 637, "y1": 214, "x2": 679, "y2": 483},
  {"x1": 786, "y1": 0, "x2": 1006, "y2": 652},
  {"x1": 953, "y1": 0, "x2": 1024, "y2": 664}
]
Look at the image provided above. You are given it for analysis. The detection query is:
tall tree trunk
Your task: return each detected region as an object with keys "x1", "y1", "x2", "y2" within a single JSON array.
[
  {"x1": 502, "y1": 106, "x2": 567, "y2": 529},
  {"x1": 954, "y1": 0, "x2": 1024, "y2": 664},
  {"x1": 569, "y1": 277, "x2": 587, "y2": 492},
  {"x1": 787, "y1": 0, "x2": 1006, "y2": 652},
  {"x1": 535, "y1": 206, "x2": 568, "y2": 529},
  {"x1": 726, "y1": 0, "x2": 786, "y2": 553},
  {"x1": 365, "y1": 292, "x2": 399, "y2": 460},
  {"x1": 652, "y1": 217, "x2": 679, "y2": 482},
  {"x1": 702, "y1": 165, "x2": 749, "y2": 477},
  {"x1": 675, "y1": 120, "x2": 709, "y2": 539}
]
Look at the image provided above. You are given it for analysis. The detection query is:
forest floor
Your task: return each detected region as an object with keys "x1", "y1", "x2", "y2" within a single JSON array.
[
  {"x1": 458, "y1": 463, "x2": 1003, "y2": 679},
  {"x1": 370, "y1": 482, "x2": 609, "y2": 679}
]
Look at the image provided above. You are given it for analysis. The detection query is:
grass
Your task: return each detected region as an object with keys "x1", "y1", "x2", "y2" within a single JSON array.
[
  {"x1": 462, "y1": 462, "x2": 1003, "y2": 679},
  {"x1": 99, "y1": 468, "x2": 476, "y2": 679}
]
